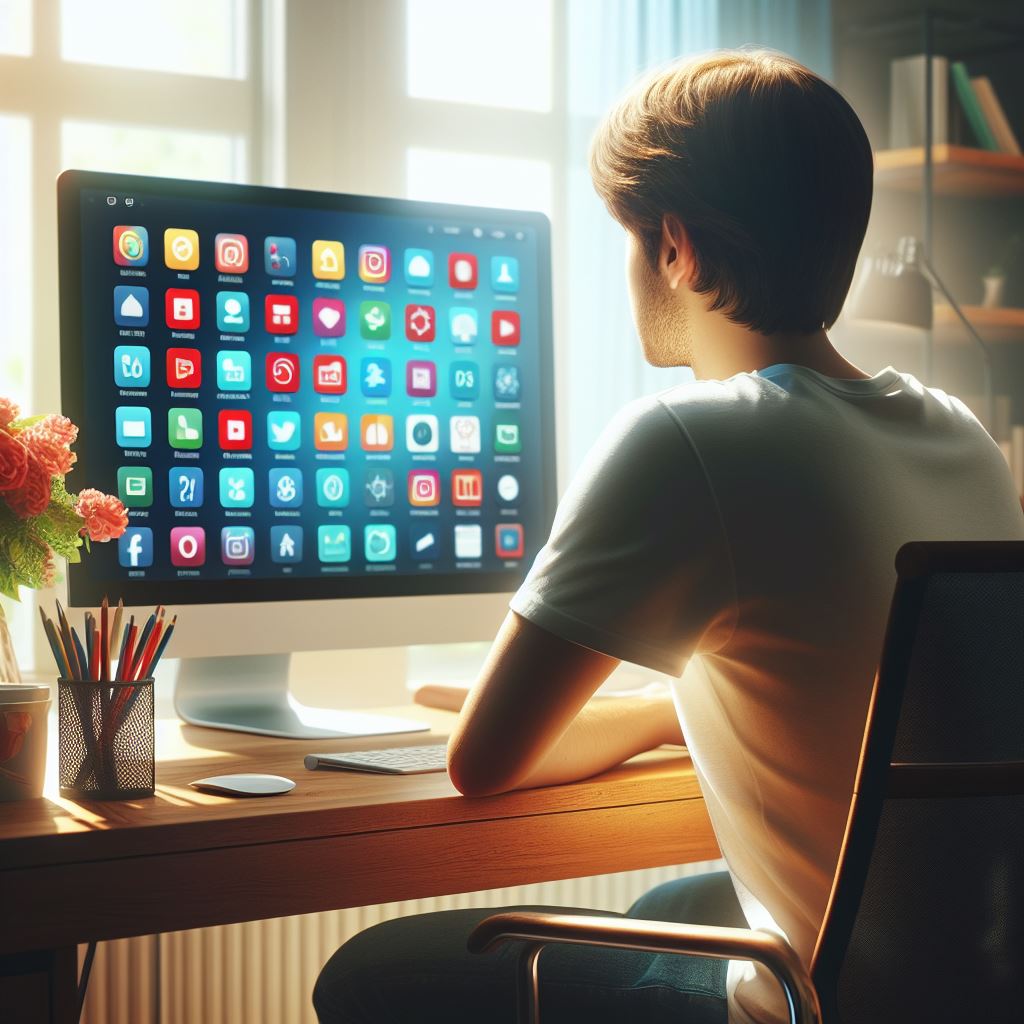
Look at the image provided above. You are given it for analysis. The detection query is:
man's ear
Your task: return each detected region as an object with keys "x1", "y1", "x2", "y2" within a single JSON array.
[{"x1": 659, "y1": 214, "x2": 695, "y2": 291}]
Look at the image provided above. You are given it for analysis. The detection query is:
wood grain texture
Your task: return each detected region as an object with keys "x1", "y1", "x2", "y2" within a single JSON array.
[
  {"x1": 874, "y1": 145, "x2": 1024, "y2": 196},
  {"x1": 0, "y1": 706, "x2": 717, "y2": 955}
]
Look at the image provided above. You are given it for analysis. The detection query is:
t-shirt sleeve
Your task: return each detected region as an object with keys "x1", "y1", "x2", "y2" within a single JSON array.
[{"x1": 510, "y1": 395, "x2": 736, "y2": 676}]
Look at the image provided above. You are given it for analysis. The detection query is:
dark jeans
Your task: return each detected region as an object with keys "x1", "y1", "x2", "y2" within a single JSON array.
[{"x1": 313, "y1": 870, "x2": 746, "y2": 1023}]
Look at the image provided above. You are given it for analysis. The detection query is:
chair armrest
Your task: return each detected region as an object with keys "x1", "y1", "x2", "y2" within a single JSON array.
[{"x1": 468, "y1": 911, "x2": 821, "y2": 1024}]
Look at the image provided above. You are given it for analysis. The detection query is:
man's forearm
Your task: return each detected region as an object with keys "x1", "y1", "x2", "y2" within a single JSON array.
[{"x1": 515, "y1": 693, "x2": 683, "y2": 790}]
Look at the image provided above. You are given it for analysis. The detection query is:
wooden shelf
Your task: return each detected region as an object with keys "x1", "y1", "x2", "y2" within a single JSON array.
[
  {"x1": 934, "y1": 304, "x2": 1024, "y2": 343},
  {"x1": 874, "y1": 146, "x2": 1024, "y2": 197}
]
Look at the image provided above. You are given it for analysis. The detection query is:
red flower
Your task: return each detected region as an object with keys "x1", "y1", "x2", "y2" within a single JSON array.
[
  {"x1": 0, "y1": 429, "x2": 28, "y2": 492},
  {"x1": 75, "y1": 488, "x2": 127, "y2": 542},
  {"x1": 4, "y1": 453, "x2": 51, "y2": 518},
  {"x1": 19, "y1": 415, "x2": 77, "y2": 477},
  {"x1": 0, "y1": 398, "x2": 18, "y2": 430}
]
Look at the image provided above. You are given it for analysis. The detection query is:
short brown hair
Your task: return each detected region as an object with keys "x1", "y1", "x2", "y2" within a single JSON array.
[{"x1": 590, "y1": 50, "x2": 873, "y2": 334}]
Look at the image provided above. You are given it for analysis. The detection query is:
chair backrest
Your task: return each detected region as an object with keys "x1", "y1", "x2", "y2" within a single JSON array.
[{"x1": 812, "y1": 541, "x2": 1024, "y2": 1024}]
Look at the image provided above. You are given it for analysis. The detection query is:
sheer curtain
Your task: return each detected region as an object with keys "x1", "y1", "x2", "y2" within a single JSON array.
[{"x1": 564, "y1": 0, "x2": 832, "y2": 472}]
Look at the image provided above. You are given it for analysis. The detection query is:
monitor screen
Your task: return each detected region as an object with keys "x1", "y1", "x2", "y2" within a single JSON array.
[{"x1": 59, "y1": 171, "x2": 555, "y2": 607}]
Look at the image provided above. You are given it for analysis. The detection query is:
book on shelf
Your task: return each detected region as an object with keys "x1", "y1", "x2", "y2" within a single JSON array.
[
  {"x1": 950, "y1": 61, "x2": 999, "y2": 151},
  {"x1": 889, "y1": 54, "x2": 948, "y2": 149},
  {"x1": 970, "y1": 76, "x2": 1022, "y2": 157}
]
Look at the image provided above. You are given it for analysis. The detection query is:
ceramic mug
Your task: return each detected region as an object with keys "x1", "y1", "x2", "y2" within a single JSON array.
[{"x1": 0, "y1": 683, "x2": 51, "y2": 800}]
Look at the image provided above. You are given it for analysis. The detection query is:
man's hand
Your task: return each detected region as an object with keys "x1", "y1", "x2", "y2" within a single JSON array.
[{"x1": 442, "y1": 612, "x2": 684, "y2": 797}]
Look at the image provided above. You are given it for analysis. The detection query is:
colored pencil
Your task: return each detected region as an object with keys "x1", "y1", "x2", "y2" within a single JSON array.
[
  {"x1": 131, "y1": 612, "x2": 157, "y2": 681},
  {"x1": 147, "y1": 616, "x2": 176, "y2": 676},
  {"x1": 134, "y1": 619, "x2": 163, "y2": 681},
  {"x1": 55, "y1": 601, "x2": 81, "y2": 680},
  {"x1": 39, "y1": 609, "x2": 71, "y2": 679},
  {"x1": 100, "y1": 597, "x2": 109, "y2": 683}
]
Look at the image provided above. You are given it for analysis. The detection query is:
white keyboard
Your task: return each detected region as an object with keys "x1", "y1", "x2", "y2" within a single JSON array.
[{"x1": 304, "y1": 744, "x2": 448, "y2": 775}]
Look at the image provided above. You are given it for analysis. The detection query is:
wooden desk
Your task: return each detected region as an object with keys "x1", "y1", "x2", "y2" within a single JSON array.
[{"x1": 0, "y1": 706, "x2": 717, "y2": 1022}]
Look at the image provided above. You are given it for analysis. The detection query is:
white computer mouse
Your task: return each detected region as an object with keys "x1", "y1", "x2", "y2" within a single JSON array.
[{"x1": 189, "y1": 773, "x2": 295, "y2": 797}]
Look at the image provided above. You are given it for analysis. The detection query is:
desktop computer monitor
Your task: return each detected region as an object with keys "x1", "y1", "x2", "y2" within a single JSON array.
[{"x1": 58, "y1": 170, "x2": 556, "y2": 738}]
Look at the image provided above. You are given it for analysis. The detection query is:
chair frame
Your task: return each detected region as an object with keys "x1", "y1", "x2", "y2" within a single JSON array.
[{"x1": 469, "y1": 541, "x2": 1024, "y2": 1024}]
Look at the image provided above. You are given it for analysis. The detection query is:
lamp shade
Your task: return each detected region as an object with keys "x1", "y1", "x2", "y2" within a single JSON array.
[{"x1": 846, "y1": 236, "x2": 933, "y2": 329}]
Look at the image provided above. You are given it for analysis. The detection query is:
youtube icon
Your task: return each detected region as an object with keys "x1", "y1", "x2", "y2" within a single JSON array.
[
  {"x1": 218, "y1": 409, "x2": 252, "y2": 450},
  {"x1": 491, "y1": 310, "x2": 520, "y2": 346}
]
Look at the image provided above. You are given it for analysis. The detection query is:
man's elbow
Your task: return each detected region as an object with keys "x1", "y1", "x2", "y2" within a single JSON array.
[{"x1": 446, "y1": 742, "x2": 525, "y2": 798}]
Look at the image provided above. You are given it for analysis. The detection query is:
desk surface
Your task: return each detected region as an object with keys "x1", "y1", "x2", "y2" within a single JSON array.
[{"x1": 0, "y1": 706, "x2": 718, "y2": 956}]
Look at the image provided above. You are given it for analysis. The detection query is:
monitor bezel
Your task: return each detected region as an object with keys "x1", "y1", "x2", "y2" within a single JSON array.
[{"x1": 58, "y1": 169, "x2": 557, "y2": 607}]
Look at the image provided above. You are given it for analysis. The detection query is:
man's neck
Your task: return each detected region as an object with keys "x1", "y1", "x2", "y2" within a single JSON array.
[{"x1": 687, "y1": 311, "x2": 870, "y2": 383}]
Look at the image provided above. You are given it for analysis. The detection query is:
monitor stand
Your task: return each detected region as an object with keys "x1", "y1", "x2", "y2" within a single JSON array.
[{"x1": 173, "y1": 654, "x2": 430, "y2": 740}]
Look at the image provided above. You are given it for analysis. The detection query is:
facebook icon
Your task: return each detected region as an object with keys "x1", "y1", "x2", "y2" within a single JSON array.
[{"x1": 118, "y1": 527, "x2": 153, "y2": 568}]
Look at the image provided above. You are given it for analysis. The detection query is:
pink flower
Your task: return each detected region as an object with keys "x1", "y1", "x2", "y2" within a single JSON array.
[
  {"x1": 75, "y1": 488, "x2": 127, "y2": 542},
  {"x1": 0, "y1": 398, "x2": 18, "y2": 430},
  {"x1": 0, "y1": 429, "x2": 28, "y2": 492},
  {"x1": 19, "y1": 415, "x2": 78, "y2": 477},
  {"x1": 4, "y1": 453, "x2": 51, "y2": 518}
]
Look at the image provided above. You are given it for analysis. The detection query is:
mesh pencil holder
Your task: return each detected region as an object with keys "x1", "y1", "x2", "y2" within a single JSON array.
[{"x1": 58, "y1": 679, "x2": 155, "y2": 800}]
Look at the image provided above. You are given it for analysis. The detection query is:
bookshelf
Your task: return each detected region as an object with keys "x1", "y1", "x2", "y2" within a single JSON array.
[
  {"x1": 933, "y1": 304, "x2": 1024, "y2": 344},
  {"x1": 875, "y1": 145, "x2": 1024, "y2": 197}
]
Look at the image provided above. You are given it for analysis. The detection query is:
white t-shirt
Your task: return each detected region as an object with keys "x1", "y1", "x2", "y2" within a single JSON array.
[{"x1": 510, "y1": 363, "x2": 1024, "y2": 1023}]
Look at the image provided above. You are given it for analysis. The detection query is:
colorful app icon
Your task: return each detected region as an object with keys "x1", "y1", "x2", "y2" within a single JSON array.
[
  {"x1": 406, "y1": 360, "x2": 436, "y2": 397},
  {"x1": 360, "y1": 300, "x2": 391, "y2": 340},
  {"x1": 115, "y1": 406, "x2": 151, "y2": 448},
  {"x1": 117, "y1": 466, "x2": 152, "y2": 508},
  {"x1": 405, "y1": 414, "x2": 439, "y2": 453},
  {"x1": 314, "y1": 412, "x2": 348, "y2": 451},
  {"x1": 318, "y1": 524, "x2": 351, "y2": 563},
  {"x1": 264, "y1": 236, "x2": 296, "y2": 276},
  {"x1": 216, "y1": 350, "x2": 251, "y2": 391},
  {"x1": 215, "y1": 233, "x2": 249, "y2": 274},
  {"x1": 267, "y1": 410, "x2": 301, "y2": 451},
  {"x1": 492, "y1": 309, "x2": 520, "y2": 346},
  {"x1": 118, "y1": 527, "x2": 153, "y2": 568},
  {"x1": 168, "y1": 407, "x2": 203, "y2": 450},
  {"x1": 312, "y1": 240, "x2": 345, "y2": 280},
  {"x1": 268, "y1": 467, "x2": 303, "y2": 508},
  {"x1": 494, "y1": 420, "x2": 521, "y2": 453},
  {"x1": 409, "y1": 526, "x2": 440, "y2": 561},
  {"x1": 312, "y1": 297, "x2": 346, "y2": 338},
  {"x1": 164, "y1": 228, "x2": 199, "y2": 271},
  {"x1": 364, "y1": 468, "x2": 394, "y2": 507},
  {"x1": 364, "y1": 523, "x2": 397, "y2": 562},
  {"x1": 170, "y1": 526, "x2": 206, "y2": 567},
  {"x1": 361, "y1": 414, "x2": 393, "y2": 452},
  {"x1": 218, "y1": 409, "x2": 252, "y2": 451},
  {"x1": 454, "y1": 524, "x2": 482, "y2": 560},
  {"x1": 316, "y1": 468, "x2": 350, "y2": 508},
  {"x1": 496, "y1": 473, "x2": 519, "y2": 504},
  {"x1": 113, "y1": 285, "x2": 149, "y2": 327},
  {"x1": 219, "y1": 467, "x2": 254, "y2": 508},
  {"x1": 449, "y1": 415, "x2": 481, "y2": 454},
  {"x1": 404, "y1": 248, "x2": 434, "y2": 286},
  {"x1": 491, "y1": 255, "x2": 519, "y2": 293},
  {"x1": 451, "y1": 469, "x2": 483, "y2": 507},
  {"x1": 449, "y1": 306, "x2": 478, "y2": 344},
  {"x1": 221, "y1": 526, "x2": 255, "y2": 566},
  {"x1": 450, "y1": 361, "x2": 479, "y2": 400},
  {"x1": 494, "y1": 364, "x2": 521, "y2": 400},
  {"x1": 448, "y1": 253, "x2": 478, "y2": 290},
  {"x1": 405, "y1": 304, "x2": 435, "y2": 342},
  {"x1": 166, "y1": 347, "x2": 202, "y2": 389},
  {"x1": 358, "y1": 244, "x2": 391, "y2": 283},
  {"x1": 216, "y1": 291, "x2": 250, "y2": 333},
  {"x1": 165, "y1": 288, "x2": 201, "y2": 331},
  {"x1": 409, "y1": 469, "x2": 441, "y2": 507},
  {"x1": 265, "y1": 294, "x2": 298, "y2": 334},
  {"x1": 496, "y1": 523, "x2": 525, "y2": 559},
  {"x1": 361, "y1": 357, "x2": 391, "y2": 397},
  {"x1": 113, "y1": 225, "x2": 149, "y2": 267},
  {"x1": 271, "y1": 525, "x2": 303, "y2": 564},
  {"x1": 169, "y1": 467, "x2": 204, "y2": 508},
  {"x1": 113, "y1": 345, "x2": 150, "y2": 388},
  {"x1": 313, "y1": 354, "x2": 346, "y2": 394},
  {"x1": 266, "y1": 351, "x2": 300, "y2": 392}
]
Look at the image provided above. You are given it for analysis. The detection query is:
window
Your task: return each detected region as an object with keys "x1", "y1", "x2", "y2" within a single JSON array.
[
  {"x1": 406, "y1": 148, "x2": 552, "y2": 214},
  {"x1": 0, "y1": 0, "x2": 30, "y2": 55}
]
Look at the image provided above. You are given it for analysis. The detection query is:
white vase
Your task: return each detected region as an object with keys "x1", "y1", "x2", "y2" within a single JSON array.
[
  {"x1": 0, "y1": 605, "x2": 22, "y2": 684},
  {"x1": 982, "y1": 274, "x2": 1005, "y2": 309}
]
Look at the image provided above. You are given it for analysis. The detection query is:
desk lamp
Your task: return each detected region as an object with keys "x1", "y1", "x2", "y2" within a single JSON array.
[{"x1": 847, "y1": 236, "x2": 994, "y2": 431}]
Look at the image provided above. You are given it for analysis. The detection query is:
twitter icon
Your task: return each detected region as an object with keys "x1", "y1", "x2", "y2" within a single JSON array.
[{"x1": 267, "y1": 410, "x2": 301, "y2": 451}]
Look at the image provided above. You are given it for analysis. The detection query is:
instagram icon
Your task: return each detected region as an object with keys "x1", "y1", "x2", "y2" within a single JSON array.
[
  {"x1": 408, "y1": 469, "x2": 440, "y2": 507},
  {"x1": 358, "y1": 244, "x2": 391, "y2": 283},
  {"x1": 215, "y1": 233, "x2": 249, "y2": 274}
]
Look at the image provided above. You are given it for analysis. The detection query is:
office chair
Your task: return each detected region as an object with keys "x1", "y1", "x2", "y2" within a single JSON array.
[{"x1": 470, "y1": 541, "x2": 1024, "y2": 1023}]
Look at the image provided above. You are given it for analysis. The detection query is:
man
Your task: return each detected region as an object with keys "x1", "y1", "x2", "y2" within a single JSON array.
[{"x1": 315, "y1": 50, "x2": 1024, "y2": 1023}]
